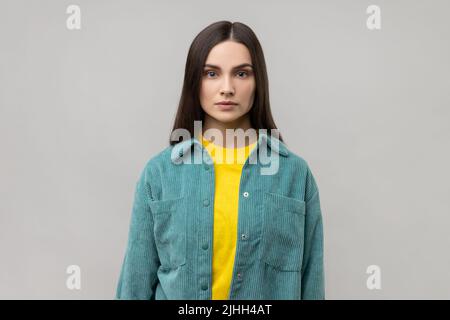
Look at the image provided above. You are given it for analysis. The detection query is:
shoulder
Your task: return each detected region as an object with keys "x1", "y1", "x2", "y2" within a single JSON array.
[
  {"x1": 133, "y1": 145, "x2": 176, "y2": 200},
  {"x1": 284, "y1": 146, "x2": 320, "y2": 200},
  {"x1": 140, "y1": 145, "x2": 174, "y2": 178},
  {"x1": 283, "y1": 144, "x2": 313, "y2": 174}
]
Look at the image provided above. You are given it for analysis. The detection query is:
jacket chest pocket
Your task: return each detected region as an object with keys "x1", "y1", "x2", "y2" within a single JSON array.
[
  {"x1": 149, "y1": 197, "x2": 186, "y2": 269},
  {"x1": 260, "y1": 192, "x2": 306, "y2": 272}
]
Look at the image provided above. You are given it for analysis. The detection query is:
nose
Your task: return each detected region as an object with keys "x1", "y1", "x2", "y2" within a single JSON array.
[{"x1": 220, "y1": 76, "x2": 235, "y2": 96}]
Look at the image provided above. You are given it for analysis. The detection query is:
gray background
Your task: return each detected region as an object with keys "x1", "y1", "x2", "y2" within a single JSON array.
[{"x1": 1, "y1": 0, "x2": 449, "y2": 299}]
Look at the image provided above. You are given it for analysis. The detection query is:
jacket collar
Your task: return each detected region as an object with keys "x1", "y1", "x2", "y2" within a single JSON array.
[{"x1": 170, "y1": 131, "x2": 289, "y2": 162}]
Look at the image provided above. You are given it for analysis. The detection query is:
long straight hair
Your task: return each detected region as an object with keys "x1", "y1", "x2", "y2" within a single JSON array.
[{"x1": 170, "y1": 21, "x2": 283, "y2": 145}]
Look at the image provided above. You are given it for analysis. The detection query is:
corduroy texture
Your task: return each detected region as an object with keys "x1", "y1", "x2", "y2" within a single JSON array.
[
  {"x1": 201, "y1": 136, "x2": 257, "y2": 300},
  {"x1": 115, "y1": 132, "x2": 325, "y2": 300}
]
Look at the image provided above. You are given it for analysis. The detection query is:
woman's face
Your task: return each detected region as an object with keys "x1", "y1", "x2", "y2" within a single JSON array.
[{"x1": 199, "y1": 40, "x2": 256, "y2": 126}]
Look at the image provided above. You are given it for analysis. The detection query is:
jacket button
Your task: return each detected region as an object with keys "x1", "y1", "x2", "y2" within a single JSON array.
[
  {"x1": 243, "y1": 192, "x2": 249, "y2": 198},
  {"x1": 203, "y1": 199, "x2": 210, "y2": 207},
  {"x1": 241, "y1": 233, "x2": 248, "y2": 240},
  {"x1": 201, "y1": 283, "x2": 208, "y2": 291},
  {"x1": 204, "y1": 165, "x2": 210, "y2": 171},
  {"x1": 237, "y1": 273, "x2": 242, "y2": 280},
  {"x1": 202, "y1": 243, "x2": 209, "y2": 250}
]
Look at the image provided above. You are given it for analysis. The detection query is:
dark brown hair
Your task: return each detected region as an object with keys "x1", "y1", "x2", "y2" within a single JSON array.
[{"x1": 170, "y1": 20, "x2": 283, "y2": 145}]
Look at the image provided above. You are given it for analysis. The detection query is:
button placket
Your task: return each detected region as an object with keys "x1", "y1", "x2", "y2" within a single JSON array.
[{"x1": 197, "y1": 149, "x2": 214, "y2": 299}]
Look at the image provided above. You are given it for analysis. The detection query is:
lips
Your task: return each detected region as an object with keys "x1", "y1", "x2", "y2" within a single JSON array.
[
  {"x1": 215, "y1": 101, "x2": 238, "y2": 105},
  {"x1": 216, "y1": 104, "x2": 235, "y2": 111},
  {"x1": 215, "y1": 101, "x2": 237, "y2": 111}
]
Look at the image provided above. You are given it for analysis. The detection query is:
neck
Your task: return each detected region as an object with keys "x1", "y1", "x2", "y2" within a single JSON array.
[{"x1": 202, "y1": 114, "x2": 257, "y2": 148}]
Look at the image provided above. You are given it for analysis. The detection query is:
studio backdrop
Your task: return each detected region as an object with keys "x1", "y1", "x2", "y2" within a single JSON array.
[{"x1": 1, "y1": 0, "x2": 449, "y2": 299}]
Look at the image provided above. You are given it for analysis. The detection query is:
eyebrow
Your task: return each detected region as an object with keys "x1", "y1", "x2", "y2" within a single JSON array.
[{"x1": 203, "y1": 63, "x2": 253, "y2": 70}]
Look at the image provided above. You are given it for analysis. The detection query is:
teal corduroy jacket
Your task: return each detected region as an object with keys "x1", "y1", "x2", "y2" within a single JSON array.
[{"x1": 116, "y1": 132, "x2": 325, "y2": 300}]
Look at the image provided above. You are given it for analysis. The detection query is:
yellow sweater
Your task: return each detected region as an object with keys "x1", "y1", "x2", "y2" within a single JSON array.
[{"x1": 200, "y1": 135, "x2": 257, "y2": 300}]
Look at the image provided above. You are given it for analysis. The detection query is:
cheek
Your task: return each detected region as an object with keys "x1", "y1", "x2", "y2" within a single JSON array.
[
  {"x1": 200, "y1": 82, "x2": 215, "y2": 102},
  {"x1": 241, "y1": 80, "x2": 256, "y2": 100}
]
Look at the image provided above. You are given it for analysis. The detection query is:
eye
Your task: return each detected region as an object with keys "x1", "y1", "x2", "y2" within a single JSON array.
[
  {"x1": 236, "y1": 71, "x2": 249, "y2": 78},
  {"x1": 204, "y1": 70, "x2": 217, "y2": 78}
]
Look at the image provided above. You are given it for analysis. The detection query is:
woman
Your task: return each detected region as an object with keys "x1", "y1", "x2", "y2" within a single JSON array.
[{"x1": 116, "y1": 21, "x2": 324, "y2": 300}]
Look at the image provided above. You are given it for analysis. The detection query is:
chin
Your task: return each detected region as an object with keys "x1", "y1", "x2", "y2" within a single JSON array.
[{"x1": 211, "y1": 112, "x2": 242, "y2": 124}]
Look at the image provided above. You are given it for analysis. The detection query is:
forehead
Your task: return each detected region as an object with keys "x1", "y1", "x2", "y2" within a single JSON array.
[{"x1": 205, "y1": 41, "x2": 252, "y2": 67}]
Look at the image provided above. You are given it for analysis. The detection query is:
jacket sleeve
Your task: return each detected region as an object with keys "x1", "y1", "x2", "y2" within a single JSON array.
[
  {"x1": 301, "y1": 165, "x2": 325, "y2": 300},
  {"x1": 115, "y1": 167, "x2": 160, "y2": 299}
]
